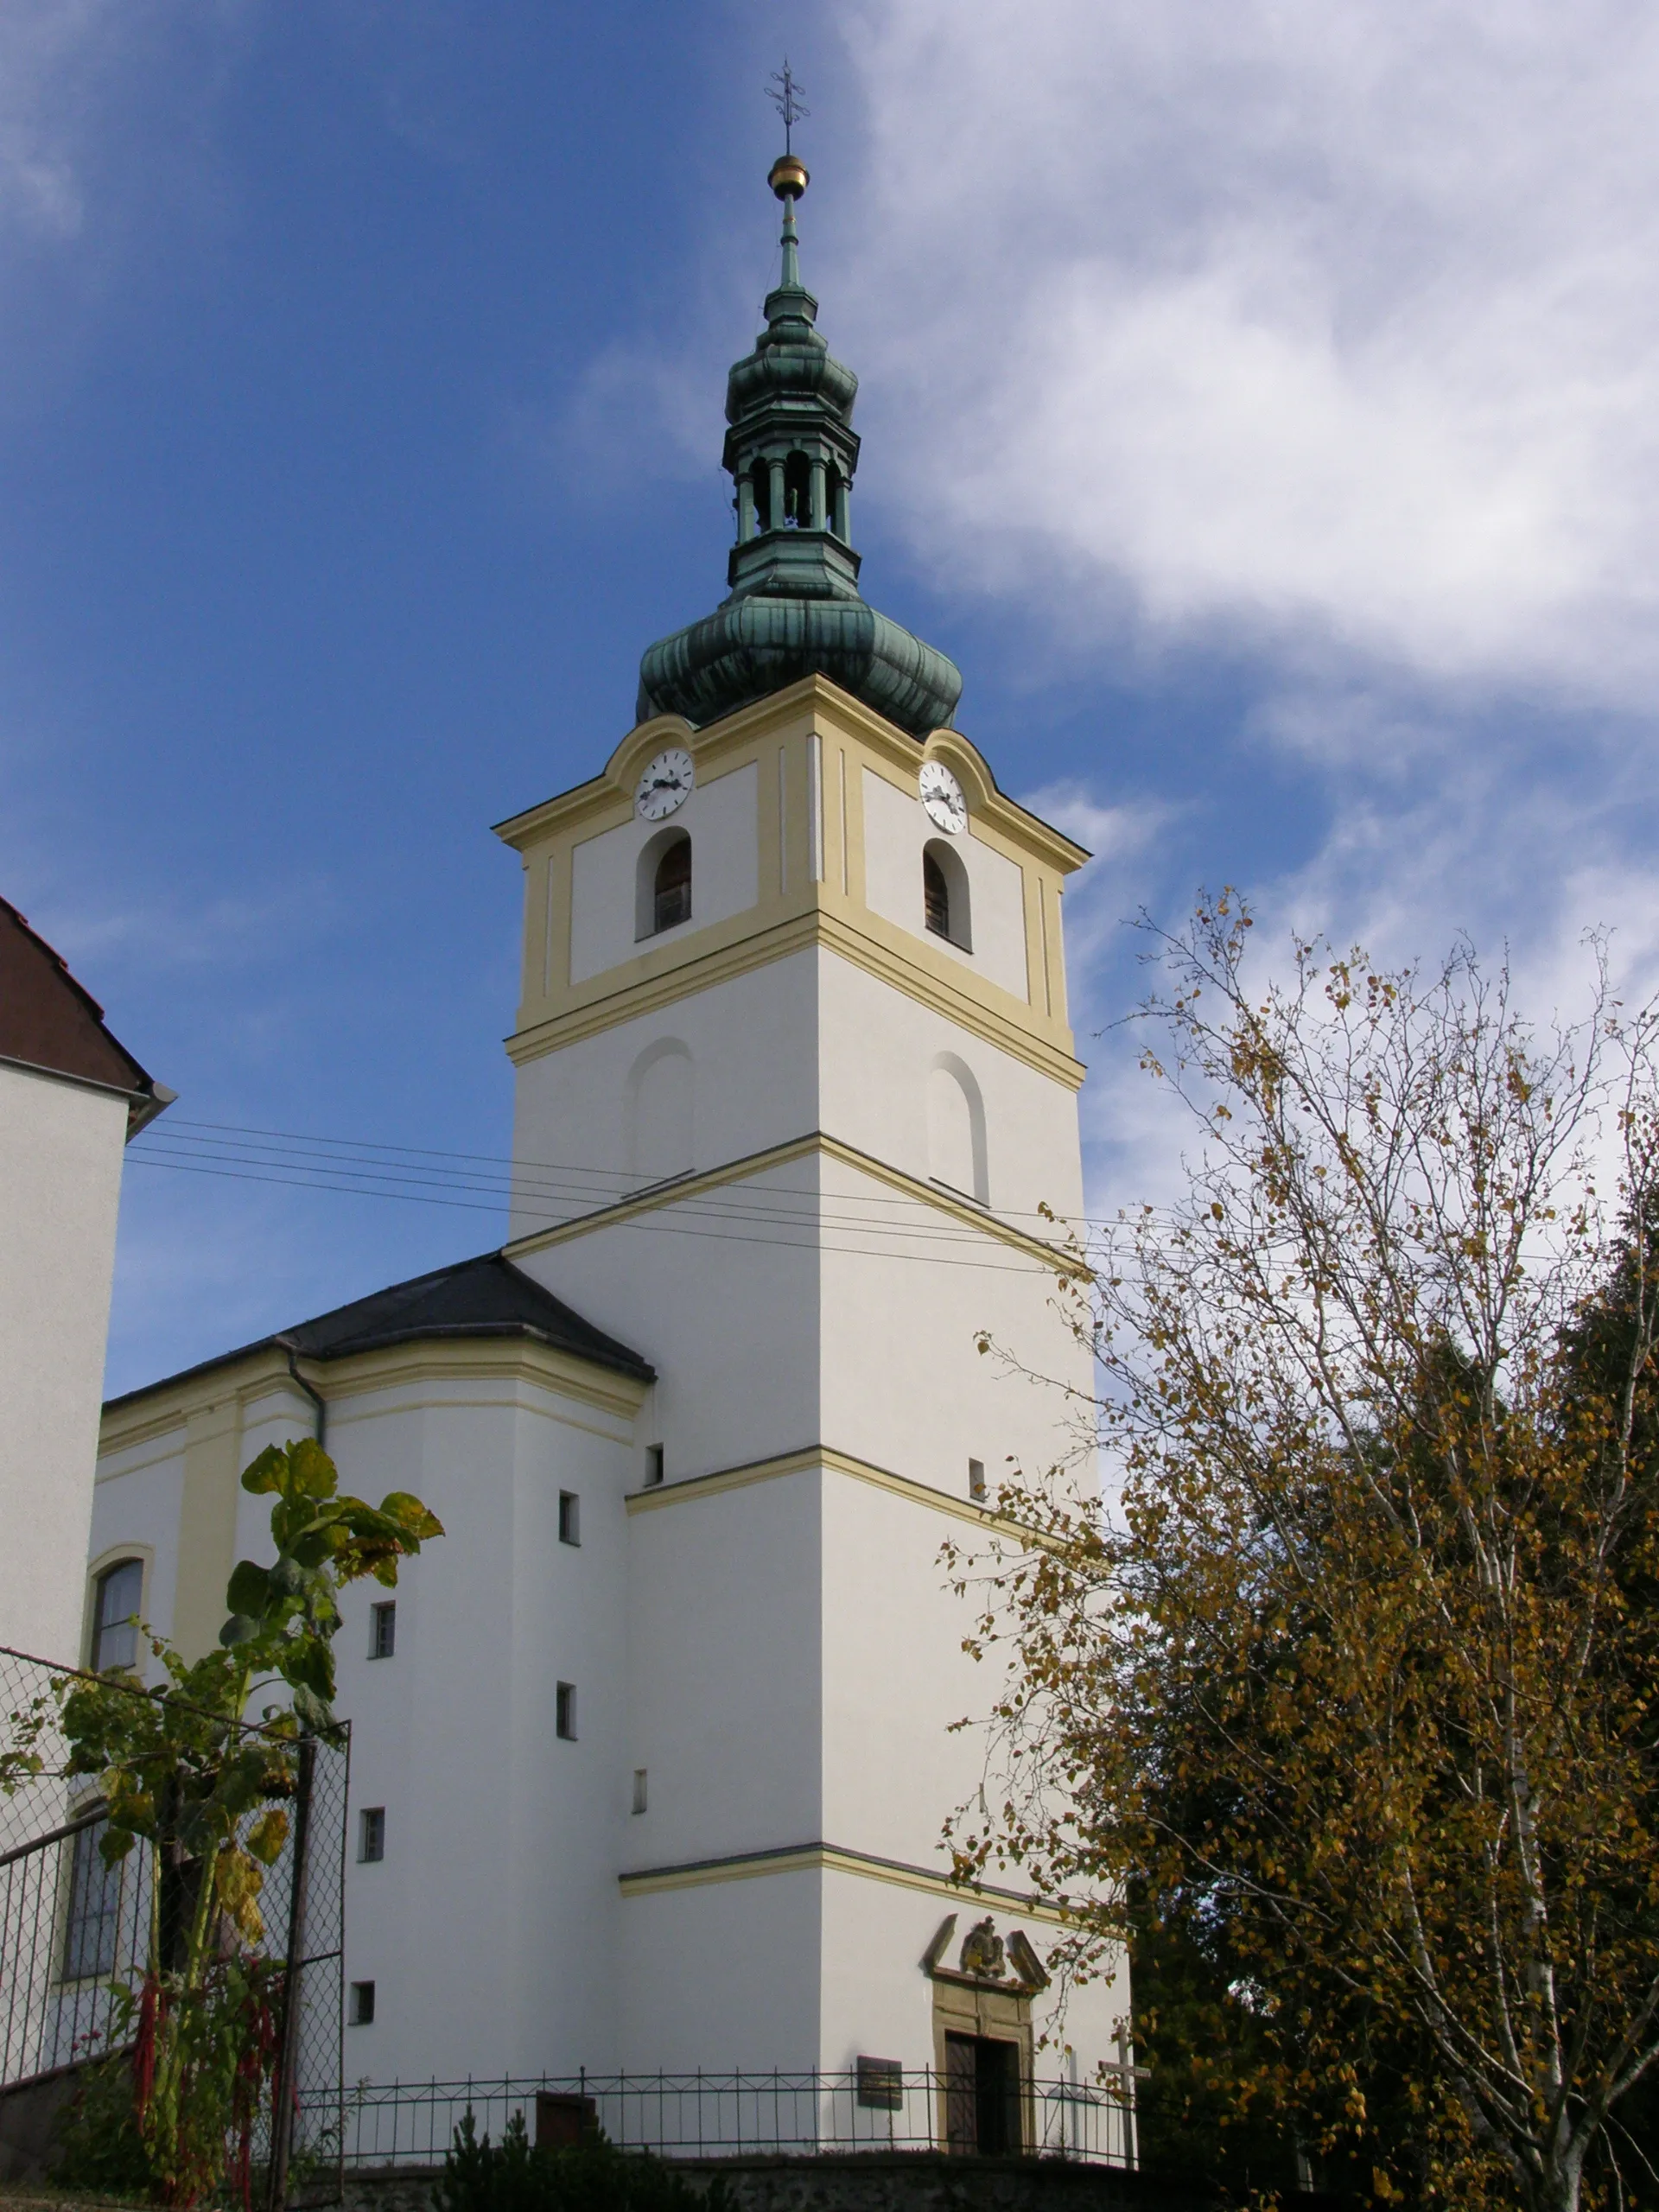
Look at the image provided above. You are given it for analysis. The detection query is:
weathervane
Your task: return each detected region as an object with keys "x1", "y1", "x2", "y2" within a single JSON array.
[{"x1": 766, "y1": 60, "x2": 809, "y2": 155}]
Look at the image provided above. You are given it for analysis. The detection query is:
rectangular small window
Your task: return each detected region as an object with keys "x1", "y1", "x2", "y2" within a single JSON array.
[
  {"x1": 968, "y1": 1459, "x2": 987, "y2": 1503},
  {"x1": 645, "y1": 1446, "x2": 664, "y2": 1488},
  {"x1": 632, "y1": 1769, "x2": 648, "y2": 1815},
  {"x1": 556, "y1": 1682, "x2": 577, "y2": 1741},
  {"x1": 558, "y1": 1492, "x2": 581, "y2": 1547},
  {"x1": 349, "y1": 1980, "x2": 376, "y2": 2026},
  {"x1": 369, "y1": 1602, "x2": 396, "y2": 1660},
  {"x1": 61, "y1": 1815, "x2": 122, "y2": 1980},
  {"x1": 358, "y1": 1808, "x2": 385, "y2": 1863}
]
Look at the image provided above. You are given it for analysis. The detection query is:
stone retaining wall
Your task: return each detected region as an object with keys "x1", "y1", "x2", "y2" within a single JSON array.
[{"x1": 323, "y1": 2152, "x2": 1344, "y2": 2212}]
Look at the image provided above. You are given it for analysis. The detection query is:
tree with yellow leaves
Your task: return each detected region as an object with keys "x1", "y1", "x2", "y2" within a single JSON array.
[{"x1": 953, "y1": 903, "x2": 1659, "y2": 2210}]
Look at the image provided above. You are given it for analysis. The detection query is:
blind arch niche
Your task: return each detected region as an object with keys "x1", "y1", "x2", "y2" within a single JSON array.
[
  {"x1": 628, "y1": 1038, "x2": 695, "y2": 1182},
  {"x1": 927, "y1": 1053, "x2": 988, "y2": 1205}
]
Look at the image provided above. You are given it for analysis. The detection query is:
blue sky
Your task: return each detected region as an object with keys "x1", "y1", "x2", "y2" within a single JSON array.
[{"x1": 5, "y1": 3, "x2": 1658, "y2": 1397}]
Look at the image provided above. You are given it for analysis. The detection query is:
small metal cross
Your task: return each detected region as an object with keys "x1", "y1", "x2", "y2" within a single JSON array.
[{"x1": 766, "y1": 59, "x2": 809, "y2": 153}]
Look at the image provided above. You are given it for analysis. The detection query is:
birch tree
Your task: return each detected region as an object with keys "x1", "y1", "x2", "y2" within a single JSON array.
[{"x1": 953, "y1": 904, "x2": 1659, "y2": 2210}]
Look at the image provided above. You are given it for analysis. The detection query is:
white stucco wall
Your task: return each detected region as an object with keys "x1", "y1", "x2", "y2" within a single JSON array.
[
  {"x1": 92, "y1": 1360, "x2": 643, "y2": 2086},
  {"x1": 861, "y1": 769, "x2": 1029, "y2": 1003},
  {"x1": 569, "y1": 760, "x2": 760, "y2": 986},
  {"x1": 1, "y1": 1063, "x2": 130, "y2": 1664},
  {"x1": 508, "y1": 949, "x2": 821, "y2": 1240}
]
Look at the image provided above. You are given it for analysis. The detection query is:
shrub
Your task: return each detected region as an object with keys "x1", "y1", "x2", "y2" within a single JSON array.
[{"x1": 437, "y1": 2110, "x2": 730, "y2": 2212}]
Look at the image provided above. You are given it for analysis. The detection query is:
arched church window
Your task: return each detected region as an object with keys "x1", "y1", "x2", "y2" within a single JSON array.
[
  {"x1": 90, "y1": 1558, "x2": 143, "y2": 1672},
  {"x1": 784, "y1": 450, "x2": 811, "y2": 528},
  {"x1": 923, "y1": 840, "x2": 971, "y2": 951},
  {"x1": 652, "y1": 835, "x2": 691, "y2": 935}
]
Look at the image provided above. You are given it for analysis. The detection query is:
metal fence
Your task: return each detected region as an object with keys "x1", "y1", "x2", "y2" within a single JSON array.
[
  {"x1": 315, "y1": 2069, "x2": 1135, "y2": 2169},
  {"x1": 0, "y1": 1643, "x2": 350, "y2": 2183}
]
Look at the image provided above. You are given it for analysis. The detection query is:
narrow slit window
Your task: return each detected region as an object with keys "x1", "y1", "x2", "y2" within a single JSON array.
[
  {"x1": 349, "y1": 1980, "x2": 376, "y2": 2026},
  {"x1": 558, "y1": 1492, "x2": 581, "y2": 1547},
  {"x1": 359, "y1": 1808, "x2": 385, "y2": 1863},
  {"x1": 632, "y1": 1769, "x2": 648, "y2": 1815},
  {"x1": 556, "y1": 1682, "x2": 577, "y2": 1741},
  {"x1": 969, "y1": 1459, "x2": 987, "y2": 1503},
  {"x1": 653, "y1": 836, "x2": 691, "y2": 933},
  {"x1": 645, "y1": 1445, "x2": 664, "y2": 1488},
  {"x1": 370, "y1": 1601, "x2": 396, "y2": 1660}
]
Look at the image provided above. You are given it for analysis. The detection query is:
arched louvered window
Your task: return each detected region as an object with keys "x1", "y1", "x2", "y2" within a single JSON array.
[
  {"x1": 653, "y1": 834, "x2": 691, "y2": 934},
  {"x1": 924, "y1": 851, "x2": 950, "y2": 938},
  {"x1": 923, "y1": 841, "x2": 972, "y2": 950}
]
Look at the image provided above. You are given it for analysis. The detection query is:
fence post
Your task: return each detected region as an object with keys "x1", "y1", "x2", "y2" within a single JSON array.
[{"x1": 267, "y1": 1735, "x2": 316, "y2": 2212}]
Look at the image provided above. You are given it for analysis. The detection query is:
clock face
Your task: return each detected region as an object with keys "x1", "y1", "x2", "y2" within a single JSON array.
[
  {"x1": 919, "y1": 760, "x2": 968, "y2": 835},
  {"x1": 635, "y1": 747, "x2": 695, "y2": 822}
]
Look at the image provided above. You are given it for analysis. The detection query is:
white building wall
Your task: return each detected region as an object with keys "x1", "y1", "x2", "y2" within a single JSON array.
[
  {"x1": 508, "y1": 950, "x2": 822, "y2": 1239},
  {"x1": 92, "y1": 1362, "x2": 643, "y2": 2087},
  {"x1": 860, "y1": 770, "x2": 1029, "y2": 1003},
  {"x1": 625, "y1": 1475, "x2": 823, "y2": 1872},
  {"x1": 1, "y1": 1064, "x2": 130, "y2": 1664},
  {"x1": 618, "y1": 1871, "x2": 823, "y2": 2074},
  {"x1": 570, "y1": 761, "x2": 760, "y2": 986}
]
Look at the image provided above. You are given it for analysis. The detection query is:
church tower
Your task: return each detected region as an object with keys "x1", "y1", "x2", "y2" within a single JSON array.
[
  {"x1": 87, "y1": 145, "x2": 1128, "y2": 2144},
  {"x1": 495, "y1": 154, "x2": 1113, "y2": 2085}
]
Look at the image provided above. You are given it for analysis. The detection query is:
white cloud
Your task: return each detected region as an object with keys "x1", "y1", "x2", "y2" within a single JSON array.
[{"x1": 833, "y1": 0, "x2": 1659, "y2": 709}]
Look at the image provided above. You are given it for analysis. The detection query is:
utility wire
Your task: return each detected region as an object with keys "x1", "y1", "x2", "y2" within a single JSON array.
[
  {"x1": 133, "y1": 1134, "x2": 1021, "y2": 1250},
  {"x1": 125, "y1": 1154, "x2": 1071, "y2": 1276},
  {"x1": 137, "y1": 1116, "x2": 1116, "y2": 1232}
]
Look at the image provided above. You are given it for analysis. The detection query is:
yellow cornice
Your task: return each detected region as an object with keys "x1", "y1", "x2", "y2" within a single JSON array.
[
  {"x1": 505, "y1": 905, "x2": 1085, "y2": 1089},
  {"x1": 503, "y1": 1128, "x2": 1089, "y2": 1280},
  {"x1": 99, "y1": 1329, "x2": 649, "y2": 1458},
  {"x1": 493, "y1": 677, "x2": 1090, "y2": 876},
  {"x1": 623, "y1": 1439, "x2": 1041, "y2": 1542},
  {"x1": 99, "y1": 1347, "x2": 294, "y2": 1459},
  {"x1": 616, "y1": 1837, "x2": 1077, "y2": 1924}
]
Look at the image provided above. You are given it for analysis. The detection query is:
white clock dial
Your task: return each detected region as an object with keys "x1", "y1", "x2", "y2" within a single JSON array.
[
  {"x1": 635, "y1": 747, "x2": 695, "y2": 822},
  {"x1": 919, "y1": 760, "x2": 968, "y2": 835}
]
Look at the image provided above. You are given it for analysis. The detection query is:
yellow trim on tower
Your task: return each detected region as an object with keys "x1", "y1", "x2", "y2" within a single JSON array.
[
  {"x1": 622, "y1": 1440, "x2": 1039, "y2": 1541},
  {"x1": 494, "y1": 677, "x2": 1088, "y2": 1087},
  {"x1": 616, "y1": 1839, "x2": 1076, "y2": 1925},
  {"x1": 502, "y1": 1128, "x2": 1090, "y2": 1279}
]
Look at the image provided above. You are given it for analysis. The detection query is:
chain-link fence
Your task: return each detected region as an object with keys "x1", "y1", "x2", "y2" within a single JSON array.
[{"x1": 0, "y1": 1644, "x2": 349, "y2": 2194}]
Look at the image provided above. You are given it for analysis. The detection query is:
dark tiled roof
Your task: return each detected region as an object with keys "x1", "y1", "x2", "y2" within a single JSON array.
[
  {"x1": 105, "y1": 1251, "x2": 653, "y2": 1412},
  {"x1": 0, "y1": 895, "x2": 165, "y2": 1133}
]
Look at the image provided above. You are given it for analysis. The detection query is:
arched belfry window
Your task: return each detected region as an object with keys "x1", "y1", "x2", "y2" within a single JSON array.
[
  {"x1": 923, "y1": 840, "x2": 971, "y2": 951},
  {"x1": 783, "y1": 451, "x2": 811, "y2": 529},
  {"x1": 636, "y1": 830, "x2": 691, "y2": 939}
]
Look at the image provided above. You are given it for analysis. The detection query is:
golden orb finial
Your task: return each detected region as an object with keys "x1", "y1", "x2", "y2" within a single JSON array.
[{"x1": 769, "y1": 153, "x2": 809, "y2": 201}]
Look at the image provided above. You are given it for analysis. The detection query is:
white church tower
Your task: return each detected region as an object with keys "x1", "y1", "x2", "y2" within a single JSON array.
[
  {"x1": 493, "y1": 148, "x2": 1103, "y2": 2086},
  {"x1": 91, "y1": 150, "x2": 1125, "y2": 2148}
]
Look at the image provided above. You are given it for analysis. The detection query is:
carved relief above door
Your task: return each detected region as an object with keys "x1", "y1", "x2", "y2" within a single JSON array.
[{"x1": 920, "y1": 1912, "x2": 1051, "y2": 2154}]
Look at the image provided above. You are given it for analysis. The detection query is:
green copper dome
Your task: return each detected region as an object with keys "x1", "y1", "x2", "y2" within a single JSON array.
[{"x1": 636, "y1": 161, "x2": 962, "y2": 740}]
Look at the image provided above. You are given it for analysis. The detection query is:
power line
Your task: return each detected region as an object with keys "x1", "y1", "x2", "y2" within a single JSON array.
[
  {"x1": 139, "y1": 1116, "x2": 1110, "y2": 1232},
  {"x1": 124, "y1": 1154, "x2": 1071, "y2": 1275},
  {"x1": 133, "y1": 1132, "x2": 1026, "y2": 1251}
]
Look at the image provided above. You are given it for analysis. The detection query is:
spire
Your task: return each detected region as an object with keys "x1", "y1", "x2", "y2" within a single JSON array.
[{"x1": 634, "y1": 146, "x2": 963, "y2": 740}]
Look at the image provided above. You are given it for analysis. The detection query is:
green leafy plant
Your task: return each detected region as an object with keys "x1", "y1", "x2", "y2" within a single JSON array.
[{"x1": 2, "y1": 1438, "x2": 442, "y2": 2207}]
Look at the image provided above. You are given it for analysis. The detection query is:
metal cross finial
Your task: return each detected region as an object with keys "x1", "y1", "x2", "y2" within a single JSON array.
[{"x1": 766, "y1": 60, "x2": 809, "y2": 154}]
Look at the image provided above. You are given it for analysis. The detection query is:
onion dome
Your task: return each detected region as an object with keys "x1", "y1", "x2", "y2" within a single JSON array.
[{"x1": 636, "y1": 158, "x2": 962, "y2": 740}]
